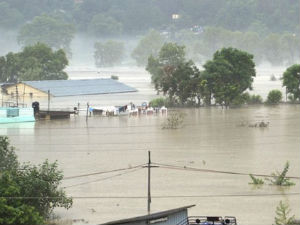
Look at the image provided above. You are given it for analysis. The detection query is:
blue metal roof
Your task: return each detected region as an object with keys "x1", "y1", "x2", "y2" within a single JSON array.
[{"x1": 23, "y1": 79, "x2": 137, "y2": 97}]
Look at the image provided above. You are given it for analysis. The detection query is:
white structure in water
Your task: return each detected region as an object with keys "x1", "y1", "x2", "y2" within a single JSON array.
[{"x1": 0, "y1": 107, "x2": 35, "y2": 124}]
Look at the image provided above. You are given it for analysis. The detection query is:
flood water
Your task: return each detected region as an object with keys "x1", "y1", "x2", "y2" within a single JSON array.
[{"x1": 1, "y1": 67, "x2": 299, "y2": 225}]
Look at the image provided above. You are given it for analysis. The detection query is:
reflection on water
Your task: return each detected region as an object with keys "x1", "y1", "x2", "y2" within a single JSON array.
[
  {"x1": 0, "y1": 68, "x2": 299, "y2": 225},
  {"x1": 1, "y1": 105, "x2": 299, "y2": 225}
]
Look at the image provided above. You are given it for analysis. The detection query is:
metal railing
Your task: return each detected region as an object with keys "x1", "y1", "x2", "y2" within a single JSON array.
[{"x1": 176, "y1": 216, "x2": 237, "y2": 225}]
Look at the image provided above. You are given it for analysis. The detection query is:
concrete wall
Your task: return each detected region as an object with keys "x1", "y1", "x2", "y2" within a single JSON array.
[
  {"x1": 2, "y1": 83, "x2": 48, "y2": 106},
  {"x1": 5, "y1": 83, "x2": 48, "y2": 98}
]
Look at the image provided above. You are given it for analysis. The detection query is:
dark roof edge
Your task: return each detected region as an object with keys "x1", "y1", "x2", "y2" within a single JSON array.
[{"x1": 99, "y1": 205, "x2": 196, "y2": 225}]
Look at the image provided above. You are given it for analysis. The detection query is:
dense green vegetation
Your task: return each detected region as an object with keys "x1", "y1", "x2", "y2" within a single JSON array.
[
  {"x1": 0, "y1": 0, "x2": 298, "y2": 34},
  {"x1": 132, "y1": 30, "x2": 165, "y2": 66},
  {"x1": 0, "y1": 43, "x2": 68, "y2": 82},
  {"x1": 282, "y1": 64, "x2": 300, "y2": 102},
  {"x1": 266, "y1": 90, "x2": 283, "y2": 105},
  {"x1": 17, "y1": 14, "x2": 75, "y2": 55},
  {"x1": 94, "y1": 41, "x2": 125, "y2": 67},
  {"x1": 274, "y1": 201, "x2": 296, "y2": 225},
  {"x1": 267, "y1": 161, "x2": 295, "y2": 186},
  {"x1": 0, "y1": 0, "x2": 299, "y2": 66},
  {"x1": 147, "y1": 44, "x2": 256, "y2": 107},
  {"x1": 0, "y1": 136, "x2": 72, "y2": 224}
]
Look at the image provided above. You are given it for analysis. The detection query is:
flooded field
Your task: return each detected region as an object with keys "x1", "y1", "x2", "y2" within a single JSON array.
[{"x1": 1, "y1": 68, "x2": 299, "y2": 225}]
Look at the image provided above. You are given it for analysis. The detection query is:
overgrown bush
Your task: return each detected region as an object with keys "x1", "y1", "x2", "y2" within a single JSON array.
[
  {"x1": 162, "y1": 111, "x2": 185, "y2": 129},
  {"x1": 0, "y1": 136, "x2": 72, "y2": 224},
  {"x1": 266, "y1": 161, "x2": 295, "y2": 186},
  {"x1": 266, "y1": 90, "x2": 282, "y2": 104},
  {"x1": 149, "y1": 97, "x2": 167, "y2": 107},
  {"x1": 274, "y1": 201, "x2": 296, "y2": 225},
  {"x1": 111, "y1": 75, "x2": 119, "y2": 80},
  {"x1": 249, "y1": 174, "x2": 264, "y2": 185},
  {"x1": 247, "y1": 94, "x2": 263, "y2": 104},
  {"x1": 231, "y1": 93, "x2": 263, "y2": 106}
]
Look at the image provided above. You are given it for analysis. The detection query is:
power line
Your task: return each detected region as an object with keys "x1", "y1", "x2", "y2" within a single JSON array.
[
  {"x1": 2, "y1": 131, "x2": 298, "y2": 138},
  {"x1": 6, "y1": 141, "x2": 299, "y2": 147},
  {"x1": 63, "y1": 164, "x2": 146, "y2": 180},
  {"x1": 63, "y1": 167, "x2": 143, "y2": 189},
  {"x1": 152, "y1": 162, "x2": 300, "y2": 180},
  {"x1": 1, "y1": 193, "x2": 299, "y2": 200}
]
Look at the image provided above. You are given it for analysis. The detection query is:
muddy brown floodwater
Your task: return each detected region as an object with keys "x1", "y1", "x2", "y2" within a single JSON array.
[{"x1": 1, "y1": 67, "x2": 299, "y2": 225}]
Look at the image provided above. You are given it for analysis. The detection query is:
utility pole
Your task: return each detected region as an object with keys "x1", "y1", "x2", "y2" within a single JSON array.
[
  {"x1": 48, "y1": 90, "x2": 50, "y2": 113},
  {"x1": 86, "y1": 102, "x2": 89, "y2": 122},
  {"x1": 147, "y1": 151, "x2": 151, "y2": 214},
  {"x1": 15, "y1": 85, "x2": 19, "y2": 107}
]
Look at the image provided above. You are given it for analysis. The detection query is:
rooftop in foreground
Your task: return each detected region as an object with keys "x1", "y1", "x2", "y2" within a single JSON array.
[{"x1": 99, "y1": 205, "x2": 195, "y2": 225}]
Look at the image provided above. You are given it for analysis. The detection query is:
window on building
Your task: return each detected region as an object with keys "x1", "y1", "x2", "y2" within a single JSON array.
[{"x1": 7, "y1": 108, "x2": 19, "y2": 117}]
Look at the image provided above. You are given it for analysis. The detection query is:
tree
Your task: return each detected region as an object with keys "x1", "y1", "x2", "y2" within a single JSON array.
[
  {"x1": 146, "y1": 43, "x2": 200, "y2": 105},
  {"x1": 282, "y1": 64, "x2": 300, "y2": 101},
  {"x1": 0, "y1": 52, "x2": 20, "y2": 82},
  {"x1": 266, "y1": 90, "x2": 282, "y2": 104},
  {"x1": 132, "y1": 30, "x2": 164, "y2": 66},
  {"x1": 280, "y1": 34, "x2": 300, "y2": 65},
  {"x1": 146, "y1": 42, "x2": 186, "y2": 91},
  {"x1": 0, "y1": 136, "x2": 72, "y2": 222},
  {"x1": 0, "y1": 172, "x2": 44, "y2": 225},
  {"x1": 262, "y1": 34, "x2": 283, "y2": 65},
  {"x1": 248, "y1": 174, "x2": 264, "y2": 185},
  {"x1": 203, "y1": 47, "x2": 256, "y2": 107},
  {"x1": 94, "y1": 41, "x2": 125, "y2": 67},
  {"x1": 0, "y1": 43, "x2": 68, "y2": 82},
  {"x1": 0, "y1": 136, "x2": 18, "y2": 171},
  {"x1": 267, "y1": 161, "x2": 295, "y2": 186},
  {"x1": 274, "y1": 201, "x2": 296, "y2": 225},
  {"x1": 17, "y1": 14, "x2": 75, "y2": 55},
  {"x1": 88, "y1": 14, "x2": 122, "y2": 37},
  {"x1": 16, "y1": 160, "x2": 73, "y2": 218}
]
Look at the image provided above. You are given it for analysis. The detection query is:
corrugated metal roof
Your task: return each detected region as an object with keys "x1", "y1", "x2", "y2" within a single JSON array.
[
  {"x1": 99, "y1": 205, "x2": 195, "y2": 225},
  {"x1": 23, "y1": 79, "x2": 137, "y2": 97}
]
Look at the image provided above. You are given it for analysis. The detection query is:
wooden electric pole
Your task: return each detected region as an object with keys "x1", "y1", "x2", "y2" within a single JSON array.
[
  {"x1": 147, "y1": 151, "x2": 151, "y2": 214},
  {"x1": 48, "y1": 90, "x2": 50, "y2": 113}
]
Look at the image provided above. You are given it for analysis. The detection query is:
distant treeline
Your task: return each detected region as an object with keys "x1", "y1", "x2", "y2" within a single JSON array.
[
  {"x1": 0, "y1": 0, "x2": 299, "y2": 67},
  {"x1": 0, "y1": 0, "x2": 298, "y2": 35}
]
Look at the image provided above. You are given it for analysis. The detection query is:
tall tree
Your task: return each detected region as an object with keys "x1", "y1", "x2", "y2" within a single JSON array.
[
  {"x1": 132, "y1": 30, "x2": 164, "y2": 66},
  {"x1": 88, "y1": 14, "x2": 122, "y2": 37},
  {"x1": 146, "y1": 42, "x2": 185, "y2": 91},
  {"x1": 0, "y1": 43, "x2": 68, "y2": 82},
  {"x1": 0, "y1": 136, "x2": 72, "y2": 222},
  {"x1": 94, "y1": 41, "x2": 125, "y2": 67},
  {"x1": 282, "y1": 64, "x2": 300, "y2": 101},
  {"x1": 17, "y1": 14, "x2": 75, "y2": 56},
  {"x1": 147, "y1": 42, "x2": 201, "y2": 105},
  {"x1": 203, "y1": 47, "x2": 256, "y2": 106}
]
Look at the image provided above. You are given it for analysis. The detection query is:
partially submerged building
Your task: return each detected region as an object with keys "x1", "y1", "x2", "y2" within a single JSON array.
[{"x1": 2, "y1": 79, "x2": 137, "y2": 98}]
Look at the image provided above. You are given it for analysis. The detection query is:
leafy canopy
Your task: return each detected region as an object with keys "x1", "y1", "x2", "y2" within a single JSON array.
[
  {"x1": 147, "y1": 42, "x2": 201, "y2": 105},
  {"x1": 0, "y1": 43, "x2": 68, "y2": 82},
  {"x1": 266, "y1": 90, "x2": 282, "y2": 105},
  {"x1": 203, "y1": 47, "x2": 256, "y2": 106},
  {"x1": 274, "y1": 201, "x2": 296, "y2": 225},
  {"x1": 0, "y1": 136, "x2": 72, "y2": 223},
  {"x1": 18, "y1": 14, "x2": 75, "y2": 55},
  {"x1": 132, "y1": 30, "x2": 164, "y2": 66},
  {"x1": 94, "y1": 41, "x2": 125, "y2": 67},
  {"x1": 282, "y1": 64, "x2": 300, "y2": 101}
]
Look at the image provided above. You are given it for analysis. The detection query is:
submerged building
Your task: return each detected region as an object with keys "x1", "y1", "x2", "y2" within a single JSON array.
[{"x1": 2, "y1": 79, "x2": 137, "y2": 98}]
